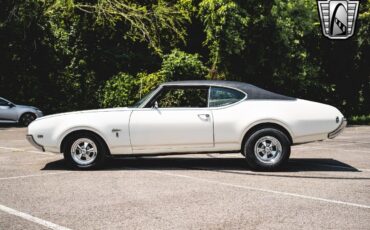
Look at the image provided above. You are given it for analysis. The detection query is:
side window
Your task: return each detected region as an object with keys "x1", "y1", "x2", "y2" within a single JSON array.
[
  {"x1": 152, "y1": 87, "x2": 209, "y2": 108},
  {"x1": 0, "y1": 99, "x2": 8, "y2": 106},
  {"x1": 209, "y1": 87, "x2": 245, "y2": 107}
]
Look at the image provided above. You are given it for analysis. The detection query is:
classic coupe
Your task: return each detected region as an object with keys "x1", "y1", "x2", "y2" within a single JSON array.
[{"x1": 27, "y1": 81, "x2": 346, "y2": 170}]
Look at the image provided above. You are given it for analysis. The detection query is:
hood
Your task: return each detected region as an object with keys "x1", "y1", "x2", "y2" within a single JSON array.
[{"x1": 16, "y1": 104, "x2": 40, "y2": 110}]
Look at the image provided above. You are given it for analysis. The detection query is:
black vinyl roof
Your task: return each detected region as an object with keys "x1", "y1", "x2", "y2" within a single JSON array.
[{"x1": 161, "y1": 80, "x2": 295, "y2": 100}]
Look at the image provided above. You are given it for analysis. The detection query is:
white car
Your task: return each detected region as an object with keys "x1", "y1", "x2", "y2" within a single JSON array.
[{"x1": 27, "y1": 81, "x2": 346, "y2": 170}]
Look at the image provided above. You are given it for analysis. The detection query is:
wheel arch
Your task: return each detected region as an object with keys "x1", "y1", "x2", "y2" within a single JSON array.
[
  {"x1": 59, "y1": 129, "x2": 111, "y2": 155},
  {"x1": 241, "y1": 122, "x2": 294, "y2": 150}
]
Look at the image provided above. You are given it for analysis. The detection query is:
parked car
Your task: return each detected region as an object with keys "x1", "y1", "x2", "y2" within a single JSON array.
[
  {"x1": 27, "y1": 80, "x2": 346, "y2": 170},
  {"x1": 0, "y1": 97, "x2": 43, "y2": 126}
]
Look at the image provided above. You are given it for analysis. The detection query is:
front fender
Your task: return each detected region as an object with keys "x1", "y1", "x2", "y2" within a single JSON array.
[{"x1": 56, "y1": 126, "x2": 110, "y2": 153}]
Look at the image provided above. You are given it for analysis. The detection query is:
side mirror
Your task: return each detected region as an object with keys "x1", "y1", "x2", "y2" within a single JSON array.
[
  {"x1": 153, "y1": 101, "x2": 159, "y2": 109},
  {"x1": 7, "y1": 102, "x2": 15, "y2": 108}
]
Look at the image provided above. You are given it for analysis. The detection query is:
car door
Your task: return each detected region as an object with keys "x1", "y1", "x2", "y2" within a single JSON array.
[
  {"x1": 208, "y1": 86, "x2": 247, "y2": 150},
  {"x1": 129, "y1": 86, "x2": 214, "y2": 153},
  {"x1": 0, "y1": 98, "x2": 17, "y2": 122}
]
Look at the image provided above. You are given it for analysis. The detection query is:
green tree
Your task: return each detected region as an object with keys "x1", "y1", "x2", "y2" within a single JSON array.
[
  {"x1": 100, "y1": 72, "x2": 138, "y2": 107},
  {"x1": 160, "y1": 49, "x2": 208, "y2": 81},
  {"x1": 0, "y1": 0, "x2": 368, "y2": 120},
  {"x1": 46, "y1": 0, "x2": 190, "y2": 54},
  {"x1": 100, "y1": 49, "x2": 208, "y2": 107},
  {"x1": 198, "y1": 0, "x2": 249, "y2": 78}
]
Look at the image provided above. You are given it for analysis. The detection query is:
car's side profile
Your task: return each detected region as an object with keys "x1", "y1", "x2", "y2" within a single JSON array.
[
  {"x1": 27, "y1": 81, "x2": 346, "y2": 170},
  {"x1": 0, "y1": 97, "x2": 43, "y2": 126}
]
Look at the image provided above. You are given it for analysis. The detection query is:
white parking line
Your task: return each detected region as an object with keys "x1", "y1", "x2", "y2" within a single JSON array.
[
  {"x1": 295, "y1": 162, "x2": 370, "y2": 172},
  {"x1": 326, "y1": 140, "x2": 370, "y2": 144},
  {"x1": 0, "y1": 204, "x2": 72, "y2": 230},
  {"x1": 0, "y1": 146, "x2": 55, "y2": 156},
  {"x1": 0, "y1": 172, "x2": 72, "y2": 181},
  {"x1": 294, "y1": 145, "x2": 370, "y2": 153},
  {"x1": 206, "y1": 153, "x2": 370, "y2": 172},
  {"x1": 141, "y1": 169, "x2": 370, "y2": 209},
  {"x1": 359, "y1": 169, "x2": 370, "y2": 172},
  {"x1": 293, "y1": 142, "x2": 355, "y2": 149},
  {"x1": 0, "y1": 129, "x2": 22, "y2": 132},
  {"x1": 0, "y1": 146, "x2": 26, "y2": 151}
]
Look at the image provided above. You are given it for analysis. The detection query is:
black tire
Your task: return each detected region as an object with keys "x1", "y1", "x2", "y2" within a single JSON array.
[
  {"x1": 242, "y1": 128, "x2": 291, "y2": 171},
  {"x1": 63, "y1": 133, "x2": 107, "y2": 169},
  {"x1": 19, "y1": 113, "x2": 36, "y2": 126}
]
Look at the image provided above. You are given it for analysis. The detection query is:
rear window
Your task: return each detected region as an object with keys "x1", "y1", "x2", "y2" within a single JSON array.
[{"x1": 209, "y1": 87, "x2": 245, "y2": 107}]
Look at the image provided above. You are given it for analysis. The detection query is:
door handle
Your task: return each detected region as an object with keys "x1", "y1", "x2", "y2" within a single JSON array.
[{"x1": 198, "y1": 114, "x2": 210, "y2": 120}]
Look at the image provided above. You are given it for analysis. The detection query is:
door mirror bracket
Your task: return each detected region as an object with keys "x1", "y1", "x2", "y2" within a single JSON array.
[{"x1": 153, "y1": 101, "x2": 159, "y2": 109}]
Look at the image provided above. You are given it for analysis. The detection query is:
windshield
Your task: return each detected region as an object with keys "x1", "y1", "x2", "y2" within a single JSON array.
[
  {"x1": 130, "y1": 87, "x2": 158, "y2": 108},
  {"x1": 0, "y1": 97, "x2": 11, "y2": 106}
]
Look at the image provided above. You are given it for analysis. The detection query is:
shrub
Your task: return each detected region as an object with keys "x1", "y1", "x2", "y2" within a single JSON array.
[
  {"x1": 349, "y1": 115, "x2": 370, "y2": 125},
  {"x1": 100, "y1": 73, "x2": 138, "y2": 107},
  {"x1": 136, "y1": 72, "x2": 166, "y2": 97},
  {"x1": 160, "y1": 49, "x2": 208, "y2": 81},
  {"x1": 100, "y1": 49, "x2": 208, "y2": 107}
]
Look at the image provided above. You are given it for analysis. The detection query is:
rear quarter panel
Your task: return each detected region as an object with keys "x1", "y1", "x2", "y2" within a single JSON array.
[{"x1": 211, "y1": 99, "x2": 343, "y2": 149}]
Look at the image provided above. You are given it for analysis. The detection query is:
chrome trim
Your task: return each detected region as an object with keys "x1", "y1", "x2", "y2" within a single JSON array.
[
  {"x1": 143, "y1": 84, "x2": 248, "y2": 109},
  {"x1": 26, "y1": 135, "x2": 45, "y2": 151},
  {"x1": 139, "y1": 86, "x2": 162, "y2": 108},
  {"x1": 163, "y1": 83, "x2": 248, "y2": 100},
  {"x1": 328, "y1": 118, "x2": 347, "y2": 139},
  {"x1": 254, "y1": 136, "x2": 282, "y2": 164},
  {"x1": 70, "y1": 138, "x2": 98, "y2": 165}
]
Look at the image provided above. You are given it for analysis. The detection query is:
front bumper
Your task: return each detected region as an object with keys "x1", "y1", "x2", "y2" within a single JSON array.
[
  {"x1": 35, "y1": 110, "x2": 43, "y2": 118},
  {"x1": 328, "y1": 118, "x2": 347, "y2": 139},
  {"x1": 26, "y1": 135, "x2": 45, "y2": 151}
]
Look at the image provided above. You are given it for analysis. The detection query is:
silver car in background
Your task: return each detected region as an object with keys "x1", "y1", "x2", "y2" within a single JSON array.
[{"x1": 0, "y1": 97, "x2": 43, "y2": 126}]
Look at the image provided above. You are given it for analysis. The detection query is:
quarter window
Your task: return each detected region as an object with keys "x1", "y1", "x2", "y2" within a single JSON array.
[{"x1": 209, "y1": 87, "x2": 245, "y2": 107}]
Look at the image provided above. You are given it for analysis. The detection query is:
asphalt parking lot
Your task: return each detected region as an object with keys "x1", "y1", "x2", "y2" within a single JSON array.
[{"x1": 0, "y1": 126, "x2": 369, "y2": 229}]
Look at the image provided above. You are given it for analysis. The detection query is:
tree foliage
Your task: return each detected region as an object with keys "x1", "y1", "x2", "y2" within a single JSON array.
[
  {"x1": 46, "y1": 0, "x2": 190, "y2": 54},
  {"x1": 160, "y1": 49, "x2": 208, "y2": 81},
  {"x1": 100, "y1": 49, "x2": 207, "y2": 107},
  {"x1": 0, "y1": 0, "x2": 369, "y2": 119},
  {"x1": 100, "y1": 72, "x2": 138, "y2": 107},
  {"x1": 198, "y1": 0, "x2": 249, "y2": 77}
]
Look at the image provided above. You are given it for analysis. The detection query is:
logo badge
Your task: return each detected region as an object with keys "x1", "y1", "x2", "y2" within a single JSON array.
[{"x1": 317, "y1": 0, "x2": 359, "y2": 39}]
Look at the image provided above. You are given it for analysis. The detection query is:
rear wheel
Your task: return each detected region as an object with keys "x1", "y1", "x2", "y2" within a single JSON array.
[
  {"x1": 63, "y1": 133, "x2": 106, "y2": 169},
  {"x1": 242, "y1": 128, "x2": 291, "y2": 171},
  {"x1": 19, "y1": 113, "x2": 36, "y2": 126}
]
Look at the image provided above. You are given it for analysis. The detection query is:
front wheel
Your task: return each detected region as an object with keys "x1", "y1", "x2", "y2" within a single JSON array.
[
  {"x1": 63, "y1": 133, "x2": 106, "y2": 169},
  {"x1": 242, "y1": 128, "x2": 291, "y2": 171},
  {"x1": 19, "y1": 113, "x2": 36, "y2": 126}
]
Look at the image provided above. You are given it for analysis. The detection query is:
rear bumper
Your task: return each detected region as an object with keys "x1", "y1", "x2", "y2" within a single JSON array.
[
  {"x1": 26, "y1": 135, "x2": 45, "y2": 152},
  {"x1": 328, "y1": 118, "x2": 347, "y2": 139}
]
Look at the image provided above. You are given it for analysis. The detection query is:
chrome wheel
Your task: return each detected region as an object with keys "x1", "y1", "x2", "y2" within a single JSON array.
[
  {"x1": 254, "y1": 136, "x2": 282, "y2": 164},
  {"x1": 70, "y1": 138, "x2": 98, "y2": 165}
]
